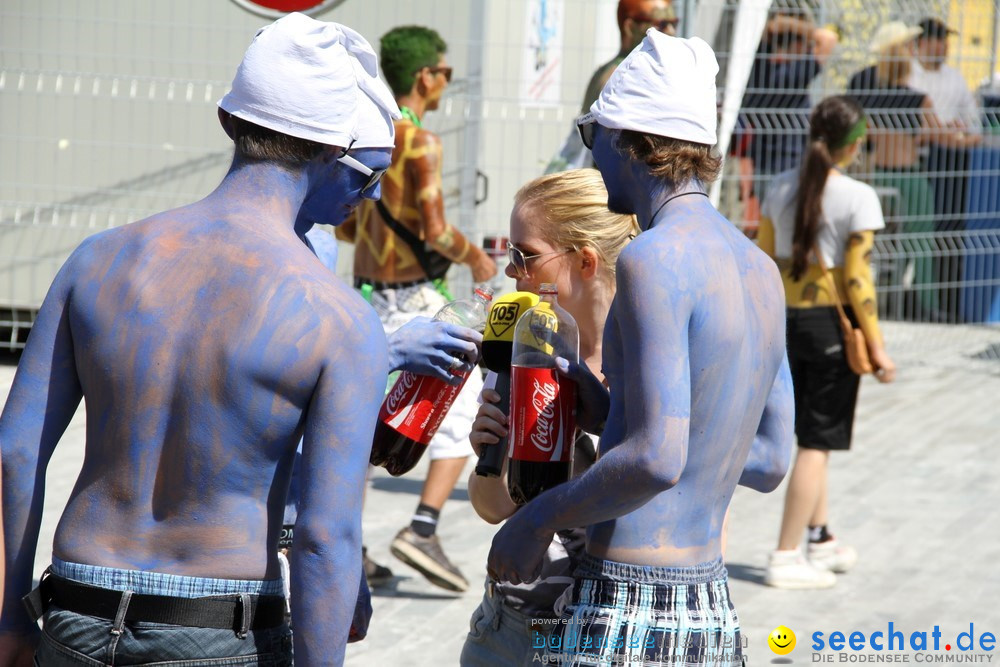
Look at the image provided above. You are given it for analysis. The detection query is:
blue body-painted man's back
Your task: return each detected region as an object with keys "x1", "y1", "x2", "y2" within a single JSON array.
[{"x1": 0, "y1": 157, "x2": 391, "y2": 661}]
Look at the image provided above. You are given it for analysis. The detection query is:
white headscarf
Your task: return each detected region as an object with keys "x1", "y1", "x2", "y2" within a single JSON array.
[
  {"x1": 219, "y1": 13, "x2": 400, "y2": 149},
  {"x1": 589, "y1": 29, "x2": 719, "y2": 146}
]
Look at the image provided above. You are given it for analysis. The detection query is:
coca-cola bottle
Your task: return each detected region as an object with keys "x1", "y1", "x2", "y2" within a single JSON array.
[
  {"x1": 507, "y1": 283, "x2": 578, "y2": 505},
  {"x1": 370, "y1": 286, "x2": 494, "y2": 476}
]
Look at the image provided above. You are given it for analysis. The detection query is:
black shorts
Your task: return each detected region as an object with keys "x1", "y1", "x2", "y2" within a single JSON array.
[{"x1": 786, "y1": 307, "x2": 861, "y2": 451}]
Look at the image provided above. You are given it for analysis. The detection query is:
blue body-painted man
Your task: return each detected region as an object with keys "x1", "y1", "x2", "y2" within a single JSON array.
[
  {"x1": 0, "y1": 14, "x2": 403, "y2": 666},
  {"x1": 488, "y1": 31, "x2": 795, "y2": 665}
]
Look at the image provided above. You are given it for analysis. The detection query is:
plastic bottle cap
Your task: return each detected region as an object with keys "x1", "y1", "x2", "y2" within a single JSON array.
[{"x1": 538, "y1": 283, "x2": 558, "y2": 295}]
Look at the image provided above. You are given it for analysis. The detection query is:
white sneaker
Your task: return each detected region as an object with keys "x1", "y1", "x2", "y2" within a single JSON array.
[
  {"x1": 765, "y1": 549, "x2": 837, "y2": 589},
  {"x1": 808, "y1": 539, "x2": 858, "y2": 573}
]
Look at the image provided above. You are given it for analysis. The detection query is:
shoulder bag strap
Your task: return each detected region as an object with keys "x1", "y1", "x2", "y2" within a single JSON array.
[
  {"x1": 812, "y1": 242, "x2": 854, "y2": 337},
  {"x1": 374, "y1": 200, "x2": 454, "y2": 300},
  {"x1": 375, "y1": 199, "x2": 424, "y2": 250}
]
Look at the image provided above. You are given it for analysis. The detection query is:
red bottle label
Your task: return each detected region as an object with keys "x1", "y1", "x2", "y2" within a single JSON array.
[
  {"x1": 509, "y1": 366, "x2": 576, "y2": 463},
  {"x1": 378, "y1": 370, "x2": 469, "y2": 445}
]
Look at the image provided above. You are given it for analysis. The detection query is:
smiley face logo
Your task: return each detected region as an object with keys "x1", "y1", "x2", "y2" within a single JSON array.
[{"x1": 768, "y1": 626, "x2": 796, "y2": 655}]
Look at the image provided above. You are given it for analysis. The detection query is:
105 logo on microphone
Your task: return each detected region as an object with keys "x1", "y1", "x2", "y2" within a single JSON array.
[{"x1": 509, "y1": 366, "x2": 576, "y2": 463}]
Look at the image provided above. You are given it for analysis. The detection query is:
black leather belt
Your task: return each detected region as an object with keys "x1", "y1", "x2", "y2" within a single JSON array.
[
  {"x1": 23, "y1": 570, "x2": 285, "y2": 633},
  {"x1": 354, "y1": 277, "x2": 430, "y2": 291}
]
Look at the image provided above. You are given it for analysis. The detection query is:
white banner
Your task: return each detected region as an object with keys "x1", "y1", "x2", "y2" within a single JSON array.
[{"x1": 521, "y1": 0, "x2": 564, "y2": 106}]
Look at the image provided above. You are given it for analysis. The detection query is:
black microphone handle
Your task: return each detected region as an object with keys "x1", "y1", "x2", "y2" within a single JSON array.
[{"x1": 474, "y1": 370, "x2": 511, "y2": 477}]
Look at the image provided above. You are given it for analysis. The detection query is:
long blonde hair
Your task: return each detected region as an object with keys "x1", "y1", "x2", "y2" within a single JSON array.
[{"x1": 513, "y1": 169, "x2": 638, "y2": 284}]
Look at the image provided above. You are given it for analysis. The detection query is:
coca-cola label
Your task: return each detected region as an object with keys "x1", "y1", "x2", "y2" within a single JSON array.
[
  {"x1": 378, "y1": 369, "x2": 470, "y2": 445},
  {"x1": 509, "y1": 366, "x2": 576, "y2": 463}
]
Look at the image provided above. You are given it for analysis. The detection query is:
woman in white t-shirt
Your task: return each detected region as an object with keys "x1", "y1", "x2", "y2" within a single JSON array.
[{"x1": 757, "y1": 95, "x2": 896, "y2": 590}]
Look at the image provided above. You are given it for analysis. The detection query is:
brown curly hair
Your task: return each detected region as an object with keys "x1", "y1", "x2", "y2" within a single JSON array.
[{"x1": 614, "y1": 130, "x2": 722, "y2": 185}]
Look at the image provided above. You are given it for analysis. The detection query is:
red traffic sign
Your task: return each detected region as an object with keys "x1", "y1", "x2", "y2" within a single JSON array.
[{"x1": 229, "y1": 0, "x2": 346, "y2": 18}]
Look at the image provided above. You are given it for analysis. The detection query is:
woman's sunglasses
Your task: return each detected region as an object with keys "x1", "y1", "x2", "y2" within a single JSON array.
[{"x1": 507, "y1": 244, "x2": 572, "y2": 278}]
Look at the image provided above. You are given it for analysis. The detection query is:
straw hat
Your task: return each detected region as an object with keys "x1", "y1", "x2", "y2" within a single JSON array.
[{"x1": 869, "y1": 21, "x2": 922, "y2": 53}]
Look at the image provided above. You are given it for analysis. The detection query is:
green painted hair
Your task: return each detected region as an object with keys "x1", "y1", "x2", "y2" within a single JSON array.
[{"x1": 380, "y1": 26, "x2": 447, "y2": 97}]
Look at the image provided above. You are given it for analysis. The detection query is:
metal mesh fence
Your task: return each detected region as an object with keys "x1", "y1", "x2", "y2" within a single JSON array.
[
  {"x1": 713, "y1": 0, "x2": 1000, "y2": 337},
  {"x1": 1, "y1": 0, "x2": 999, "y2": 367}
]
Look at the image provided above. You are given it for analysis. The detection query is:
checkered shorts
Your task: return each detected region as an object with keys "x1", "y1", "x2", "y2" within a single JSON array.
[{"x1": 544, "y1": 556, "x2": 743, "y2": 667}]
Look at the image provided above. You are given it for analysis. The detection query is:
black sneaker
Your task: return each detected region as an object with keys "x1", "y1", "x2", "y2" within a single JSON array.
[
  {"x1": 390, "y1": 527, "x2": 469, "y2": 592},
  {"x1": 362, "y1": 546, "x2": 394, "y2": 587}
]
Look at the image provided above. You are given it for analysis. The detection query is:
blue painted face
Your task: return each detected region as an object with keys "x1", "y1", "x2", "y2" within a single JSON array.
[
  {"x1": 301, "y1": 146, "x2": 393, "y2": 227},
  {"x1": 589, "y1": 125, "x2": 635, "y2": 216}
]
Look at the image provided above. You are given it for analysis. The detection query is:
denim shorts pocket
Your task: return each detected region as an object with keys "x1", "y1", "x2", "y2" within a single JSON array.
[
  {"x1": 466, "y1": 599, "x2": 495, "y2": 642},
  {"x1": 36, "y1": 631, "x2": 107, "y2": 667}
]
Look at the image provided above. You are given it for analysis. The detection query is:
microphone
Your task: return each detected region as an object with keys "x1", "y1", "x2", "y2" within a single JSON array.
[{"x1": 475, "y1": 291, "x2": 539, "y2": 477}]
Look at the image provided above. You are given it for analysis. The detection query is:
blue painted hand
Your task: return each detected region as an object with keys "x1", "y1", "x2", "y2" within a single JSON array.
[
  {"x1": 486, "y1": 508, "x2": 552, "y2": 586},
  {"x1": 554, "y1": 357, "x2": 609, "y2": 434},
  {"x1": 388, "y1": 317, "x2": 482, "y2": 383},
  {"x1": 348, "y1": 571, "x2": 373, "y2": 643}
]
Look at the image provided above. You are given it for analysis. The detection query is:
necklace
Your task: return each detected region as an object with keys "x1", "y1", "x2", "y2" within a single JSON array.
[
  {"x1": 399, "y1": 106, "x2": 423, "y2": 128},
  {"x1": 649, "y1": 190, "x2": 709, "y2": 226}
]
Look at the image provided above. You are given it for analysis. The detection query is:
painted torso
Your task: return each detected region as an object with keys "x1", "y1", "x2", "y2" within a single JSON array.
[
  {"x1": 352, "y1": 120, "x2": 442, "y2": 283},
  {"x1": 589, "y1": 201, "x2": 786, "y2": 566},
  {"x1": 50, "y1": 207, "x2": 381, "y2": 580}
]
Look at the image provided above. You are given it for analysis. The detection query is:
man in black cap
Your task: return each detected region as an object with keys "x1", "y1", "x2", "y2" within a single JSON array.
[{"x1": 910, "y1": 17, "x2": 982, "y2": 319}]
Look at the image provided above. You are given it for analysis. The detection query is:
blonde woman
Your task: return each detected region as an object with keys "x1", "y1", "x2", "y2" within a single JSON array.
[{"x1": 460, "y1": 169, "x2": 637, "y2": 666}]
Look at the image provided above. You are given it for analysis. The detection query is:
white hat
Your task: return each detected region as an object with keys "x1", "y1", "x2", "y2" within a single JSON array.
[
  {"x1": 351, "y1": 56, "x2": 401, "y2": 149},
  {"x1": 219, "y1": 13, "x2": 400, "y2": 149},
  {"x1": 870, "y1": 21, "x2": 922, "y2": 53},
  {"x1": 589, "y1": 29, "x2": 718, "y2": 146}
]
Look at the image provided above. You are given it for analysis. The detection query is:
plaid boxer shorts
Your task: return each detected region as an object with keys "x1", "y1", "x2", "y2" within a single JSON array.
[{"x1": 544, "y1": 555, "x2": 744, "y2": 667}]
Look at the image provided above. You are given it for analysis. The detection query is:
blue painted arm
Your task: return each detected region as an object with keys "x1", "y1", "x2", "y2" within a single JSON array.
[
  {"x1": 739, "y1": 354, "x2": 794, "y2": 492},
  {"x1": 488, "y1": 244, "x2": 694, "y2": 584},
  {"x1": 0, "y1": 251, "x2": 84, "y2": 633},
  {"x1": 290, "y1": 304, "x2": 388, "y2": 663},
  {"x1": 532, "y1": 247, "x2": 693, "y2": 523}
]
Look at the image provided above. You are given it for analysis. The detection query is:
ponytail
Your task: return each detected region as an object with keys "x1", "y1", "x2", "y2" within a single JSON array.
[
  {"x1": 790, "y1": 139, "x2": 833, "y2": 281},
  {"x1": 790, "y1": 95, "x2": 866, "y2": 281}
]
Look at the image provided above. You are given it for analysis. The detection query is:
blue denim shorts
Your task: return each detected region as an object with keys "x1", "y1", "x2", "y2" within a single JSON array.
[
  {"x1": 460, "y1": 580, "x2": 556, "y2": 667},
  {"x1": 37, "y1": 559, "x2": 291, "y2": 666}
]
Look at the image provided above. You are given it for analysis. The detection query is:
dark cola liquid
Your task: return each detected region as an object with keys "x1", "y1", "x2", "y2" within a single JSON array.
[
  {"x1": 507, "y1": 459, "x2": 571, "y2": 505},
  {"x1": 370, "y1": 420, "x2": 428, "y2": 476},
  {"x1": 481, "y1": 340, "x2": 512, "y2": 373}
]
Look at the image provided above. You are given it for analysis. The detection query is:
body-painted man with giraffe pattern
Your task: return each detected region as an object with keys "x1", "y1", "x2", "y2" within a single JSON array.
[
  {"x1": 338, "y1": 26, "x2": 496, "y2": 286},
  {"x1": 338, "y1": 26, "x2": 497, "y2": 595}
]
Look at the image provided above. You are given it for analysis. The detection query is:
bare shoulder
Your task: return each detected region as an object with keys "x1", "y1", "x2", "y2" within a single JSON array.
[
  {"x1": 410, "y1": 127, "x2": 441, "y2": 149},
  {"x1": 742, "y1": 234, "x2": 783, "y2": 282},
  {"x1": 404, "y1": 128, "x2": 442, "y2": 176},
  {"x1": 57, "y1": 225, "x2": 138, "y2": 284},
  {"x1": 298, "y1": 262, "x2": 385, "y2": 348},
  {"x1": 616, "y1": 220, "x2": 715, "y2": 288},
  {"x1": 617, "y1": 227, "x2": 693, "y2": 273}
]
